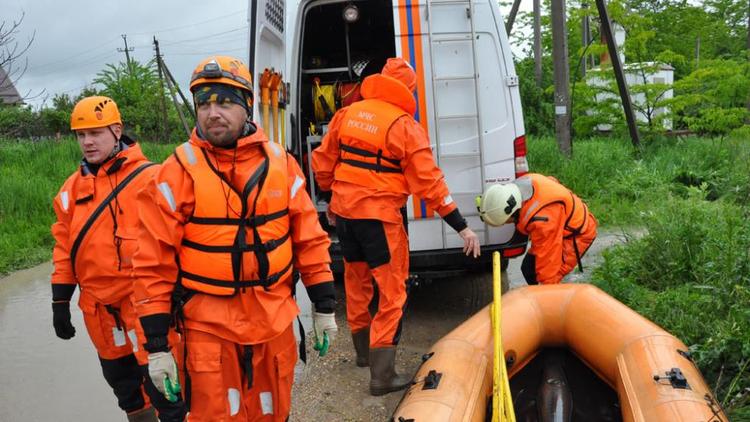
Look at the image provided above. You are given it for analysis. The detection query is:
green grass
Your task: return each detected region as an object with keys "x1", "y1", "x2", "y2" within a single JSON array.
[
  {"x1": 0, "y1": 137, "x2": 177, "y2": 276},
  {"x1": 527, "y1": 136, "x2": 750, "y2": 227},
  {"x1": 526, "y1": 136, "x2": 750, "y2": 418}
]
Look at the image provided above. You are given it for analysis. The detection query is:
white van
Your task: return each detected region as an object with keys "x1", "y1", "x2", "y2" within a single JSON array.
[{"x1": 248, "y1": 0, "x2": 528, "y2": 295}]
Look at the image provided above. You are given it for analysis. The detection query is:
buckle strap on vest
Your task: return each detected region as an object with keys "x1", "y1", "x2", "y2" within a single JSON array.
[
  {"x1": 340, "y1": 158, "x2": 402, "y2": 174},
  {"x1": 247, "y1": 208, "x2": 289, "y2": 226},
  {"x1": 182, "y1": 231, "x2": 291, "y2": 254},
  {"x1": 340, "y1": 143, "x2": 402, "y2": 174},
  {"x1": 187, "y1": 208, "x2": 290, "y2": 226},
  {"x1": 179, "y1": 260, "x2": 293, "y2": 291},
  {"x1": 340, "y1": 144, "x2": 401, "y2": 166}
]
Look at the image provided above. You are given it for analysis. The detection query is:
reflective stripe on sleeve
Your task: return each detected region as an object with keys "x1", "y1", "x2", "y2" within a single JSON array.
[
  {"x1": 60, "y1": 191, "x2": 69, "y2": 211},
  {"x1": 158, "y1": 182, "x2": 177, "y2": 212},
  {"x1": 290, "y1": 176, "x2": 304, "y2": 199}
]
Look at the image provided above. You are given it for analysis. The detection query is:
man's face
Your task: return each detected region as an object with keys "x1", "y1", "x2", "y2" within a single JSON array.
[
  {"x1": 76, "y1": 124, "x2": 121, "y2": 164},
  {"x1": 197, "y1": 101, "x2": 248, "y2": 147}
]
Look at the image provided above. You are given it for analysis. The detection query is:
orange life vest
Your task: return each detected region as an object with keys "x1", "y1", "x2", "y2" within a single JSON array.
[
  {"x1": 334, "y1": 99, "x2": 409, "y2": 194},
  {"x1": 174, "y1": 141, "x2": 293, "y2": 296},
  {"x1": 516, "y1": 173, "x2": 590, "y2": 237}
]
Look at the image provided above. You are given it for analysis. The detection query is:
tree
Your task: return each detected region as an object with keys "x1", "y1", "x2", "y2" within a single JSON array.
[
  {"x1": 0, "y1": 12, "x2": 40, "y2": 102},
  {"x1": 93, "y1": 59, "x2": 185, "y2": 142},
  {"x1": 668, "y1": 59, "x2": 750, "y2": 136}
]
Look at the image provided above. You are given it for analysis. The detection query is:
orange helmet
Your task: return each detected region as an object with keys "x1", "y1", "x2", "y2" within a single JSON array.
[
  {"x1": 190, "y1": 56, "x2": 254, "y2": 96},
  {"x1": 70, "y1": 96, "x2": 122, "y2": 130}
]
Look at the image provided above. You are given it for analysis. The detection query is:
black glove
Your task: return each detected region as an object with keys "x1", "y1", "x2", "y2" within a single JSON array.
[{"x1": 52, "y1": 302, "x2": 76, "y2": 339}]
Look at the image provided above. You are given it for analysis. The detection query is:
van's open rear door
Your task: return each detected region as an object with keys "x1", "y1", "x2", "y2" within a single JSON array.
[{"x1": 248, "y1": 0, "x2": 286, "y2": 125}]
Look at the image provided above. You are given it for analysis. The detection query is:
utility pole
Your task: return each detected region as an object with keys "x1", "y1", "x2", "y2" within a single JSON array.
[
  {"x1": 162, "y1": 63, "x2": 196, "y2": 121},
  {"x1": 162, "y1": 64, "x2": 192, "y2": 137},
  {"x1": 506, "y1": 0, "x2": 522, "y2": 35},
  {"x1": 581, "y1": 3, "x2": 591, "y2": 78},
  {"x1": 118, "y1": 34, "x2": 134, "y2": 74},
  {"x1": 551, "y1": 0, "x2": 571, "y2": 155},
  {"x1": 153, "y1": 37, "x2": 170, "y2": 141},
  {"x1": 596, "y1": 0, "x2": 641, "y2": 148},
  {"x1": 533, "y1": 0, "x2": 542, "y2": 86}
]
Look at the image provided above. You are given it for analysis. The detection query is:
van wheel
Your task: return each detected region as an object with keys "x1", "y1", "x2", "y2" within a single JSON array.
[{"x1": 466, "y1": 269, "x2": 510, "y2": 312}]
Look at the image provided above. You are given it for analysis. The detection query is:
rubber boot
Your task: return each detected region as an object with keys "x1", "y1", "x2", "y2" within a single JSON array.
[
  {"x1": 352, "y1": 328, "x2": 370, "y2": 367},
  {"x1": 369, "y1": 347, "x2": 412, "y2": 396},
  {"x1": 126, "y1": 406, "x2": 158, "y2": 422}
]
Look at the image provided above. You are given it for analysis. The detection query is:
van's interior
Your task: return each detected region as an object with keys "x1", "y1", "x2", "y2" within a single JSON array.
[{"x1": 294, "y1": 1, "x2": 396, "y2": 210}]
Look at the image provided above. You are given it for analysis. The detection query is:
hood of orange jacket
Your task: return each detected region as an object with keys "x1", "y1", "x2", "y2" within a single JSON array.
[{"x1": 360, "y1": 74, "x2": 416, "y2": 117}]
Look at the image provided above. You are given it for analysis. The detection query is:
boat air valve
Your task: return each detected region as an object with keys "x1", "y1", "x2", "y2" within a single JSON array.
[
  {"x1": 653, "y1": 367, "x2": 690, "y2": 389},
  {"x1": 422, "y1": 370, "x2": 443, "y2": 390}
]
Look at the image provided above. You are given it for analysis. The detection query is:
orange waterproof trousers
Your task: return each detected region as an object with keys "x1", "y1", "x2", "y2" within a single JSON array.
[
  {"x1": 82, "y1": 295, "x2": 185, "y2": 420},
  {"x1": 183, "y1": 324, "x2": 297, "y2": 421},
  {"x1": 336, "y1": 216, "x2": 409, "y2": 348}
]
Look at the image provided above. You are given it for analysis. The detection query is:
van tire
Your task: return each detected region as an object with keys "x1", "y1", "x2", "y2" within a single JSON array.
[{"x1": 466, "y1": 269, "x2": 510, "y2": 311}]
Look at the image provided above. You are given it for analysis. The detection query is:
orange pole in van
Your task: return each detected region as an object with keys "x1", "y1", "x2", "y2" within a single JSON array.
[
  {"x1": 259, "y1": 69, "x2": 272, "y2": 135},
  {"x1": 269, "y1": 72, "x2": 282, "y2": 144}
]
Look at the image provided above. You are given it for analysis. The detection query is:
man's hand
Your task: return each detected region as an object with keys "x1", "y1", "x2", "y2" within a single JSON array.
[
  {"x1": 52, "y1": 302, "x2": 76, "y2": 339},
  {"x1": 148, "y1": 351, "x2": 181, "y2": 402},
  {"x1": 312, "y1": 308, "x2": 338, "y2": 356},
  {"x1": 459, "y1": 227, "x2": 481, "y2": 258}
]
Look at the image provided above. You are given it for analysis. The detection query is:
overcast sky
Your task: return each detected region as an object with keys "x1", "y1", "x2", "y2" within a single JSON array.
[{"x1": 6, "y1": 0, "x2": 525, "y2": 109}]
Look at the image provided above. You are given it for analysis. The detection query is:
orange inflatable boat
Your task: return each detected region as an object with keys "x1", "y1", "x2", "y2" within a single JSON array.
[{"x1": 392, "y1": 284, "x2": 728, "y2": 422}]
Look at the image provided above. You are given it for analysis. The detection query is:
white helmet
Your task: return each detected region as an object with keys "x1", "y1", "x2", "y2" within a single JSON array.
[{"x1": 478, "y1": 183, "x2": 522, "y2": 227}]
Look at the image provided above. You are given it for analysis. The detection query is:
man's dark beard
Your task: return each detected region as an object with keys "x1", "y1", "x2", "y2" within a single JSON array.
[{"x1": 204, "y1": 126, "x2": 242, "y2": 148}]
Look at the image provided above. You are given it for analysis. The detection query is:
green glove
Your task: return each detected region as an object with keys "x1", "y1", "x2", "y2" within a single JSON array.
[
  {"x1": 312, "y1": 310, "x2": 337, "y2": 357},
  {"x1": 148, "y1": 351, "x2": 181, "y2": 402},
  {"x1": 313, "y1": 331, "x2": 330, "y2": 357}
]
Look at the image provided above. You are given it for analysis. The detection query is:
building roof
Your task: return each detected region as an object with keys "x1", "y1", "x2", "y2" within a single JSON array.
[{"x1": 0, "y1": 66, "x2": 24, "y2": 105}]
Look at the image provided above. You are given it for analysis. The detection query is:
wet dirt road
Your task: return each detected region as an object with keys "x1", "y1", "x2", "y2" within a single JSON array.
[{"x1": 0, "y1": 232, "x2": 627, "y2": 421}]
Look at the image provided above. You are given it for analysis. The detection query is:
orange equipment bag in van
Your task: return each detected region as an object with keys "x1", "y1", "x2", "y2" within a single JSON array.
[{"x1": 337, "y1": 82, "x2": 362, "y2": 108}]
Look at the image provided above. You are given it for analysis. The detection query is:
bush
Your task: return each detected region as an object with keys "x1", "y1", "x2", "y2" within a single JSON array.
[{"x1": 592, "y1": 194, "x2": 750, "y2": 418}]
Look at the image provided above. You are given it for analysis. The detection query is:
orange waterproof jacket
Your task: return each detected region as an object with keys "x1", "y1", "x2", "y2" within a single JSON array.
[
  {"x1": 312, "y1": 74, "x2": 459, "y2": 226},
  {"x1": 515, "y1": 173, "x2": 596, "y2": 284},
  {"x1": 133, "y1": 127, "x2": 333, "y2": 345},
  {"x1": 51, "y1": 139, "x2": 158, "y2": 310}
]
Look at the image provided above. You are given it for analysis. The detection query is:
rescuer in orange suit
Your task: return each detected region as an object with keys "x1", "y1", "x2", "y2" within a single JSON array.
[
  {"x1": 50, "y1": 96, "x2": 186, "y2": 422},
  {"x1": 312, "y1": 57, "x2": 481, "y2": 396},
  {"x1": 133, "y1": 56, "x2": 338, "y2": 421},
  {"x1": 478, "y1": 173, "x2": 598, "y2": 285}
]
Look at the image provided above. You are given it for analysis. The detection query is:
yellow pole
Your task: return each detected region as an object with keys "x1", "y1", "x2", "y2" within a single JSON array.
[
  {"x1": 269, "y1": 72, "x2": 282, "y2": 144},
  {"x1": 491, "y1": 251, "x2": 516, "y2": 422},
  {"x1": 279, "y1": 82, "x2": 287, "y2": 149},
  {"x1": 259, "y1": 69, "x2": 272, "y2": 135}
]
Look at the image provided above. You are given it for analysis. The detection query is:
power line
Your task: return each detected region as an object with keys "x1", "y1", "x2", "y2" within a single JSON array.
[
  {"x1": 28, "y1": 37, "x2": 120, "y2": 71},
  {"x1": 166, "y1": 47, "x2": 247, "y2": 56},
  {"x1": 31, "y1": 51, "x2": 119, "y2": 77},
  {"x1": 161, "y1": 35, "x2": 247, "y2": 52},
  {"x1": 27, "y1": 12, "x2": 246, "y2": 72},
  {"x1": 129, "y1": 9, "x2": 245, "y2": 36},
  {"x1": 159, "y1": 27, "x2": 246, "y2": 46}
]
